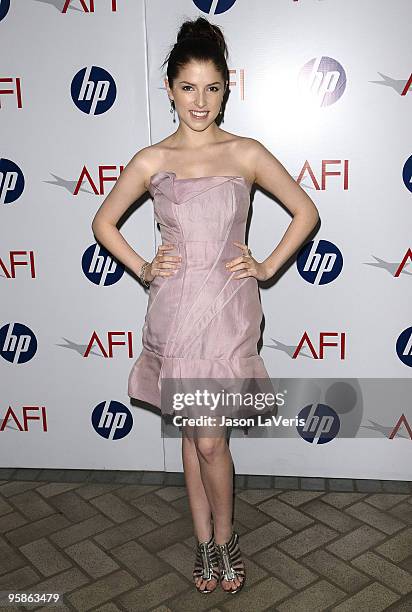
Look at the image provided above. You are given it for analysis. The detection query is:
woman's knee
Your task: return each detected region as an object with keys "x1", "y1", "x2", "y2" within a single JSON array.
[{"x1": 195, "y1": 436, "x2": 227, "y2": 461}]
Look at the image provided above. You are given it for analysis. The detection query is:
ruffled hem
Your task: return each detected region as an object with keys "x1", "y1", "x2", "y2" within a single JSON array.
[{"x1": 127, "y1": 346, "x2": 277, "y2": 418}]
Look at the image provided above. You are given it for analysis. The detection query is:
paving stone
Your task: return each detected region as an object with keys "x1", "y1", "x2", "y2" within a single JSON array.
[
  {"x1": 50, "y1": 515, "x2": 113, "y2": 548},
  {"x1": 299, "y1": 498, "x2": 362, "y2": 533},
  {"x1": 35, "y1": 483, "x2": 83, "y2": 498},
  {"x1": 246, "y1": 474, "x2": 273, "y2": 489},
  {"x1": 328, "y1": 479, "x2": 355, "y2": 491},
  {"x1": 130, "y1": 493, "x2": 181, "y2": 525},
  {"x1": 320, "y1": 492, "x2": 368, "y2": 509},
  {"x1": 119, "y1": 572, "x2": 187, "y2": 611},
  {"x1": 276, "y1": 578, "x2": 346, "y2": 611},
  {"x1": 326, "y1": 525, "x2": 387, "y2": 560},
  {"x1": 0, "y1": 481, "x2": 40, "y2": 498},
  {"x1": 276, "y1": 491, "x2": 324, "y2": 507},
  {"x1": 0, "y1": 511, "x2": 27, "y2": 533},
  {"x1": 7, "y1": 514, "x2": 71, "y2": 547},
  {"x1": 13, "y1": 469, "x2": 42, "y2": 481},
  {"x1": 300, "y1": 477, "x2": 326, "y2": 491},
  {"x1": 19, "y1": 537, "x2": 72, "y2": 577},
  {"x1": 155, "y1": 486, "x2": 187, "y2": 502},
  {"x1": 115, "y1": 484, "x2": 161, "y2": 501},
  {"x1": 156, "y1": 542, "x2": 194, "y2": 580},
  {"x1": 345, "y1": 501, "x2": 406, "y2": 534},
  {"x1": 138, "y1": 517, "x2": 194, "y2": 553},
  {"x1": 50, "y1": 491, "x2": 99, "y2": 522},
  {"x1": 89, "y1": 493, "x2": 138, "y2": 523},
  {"x1": 355, "y1": 479, "x2": 383, "y2": 492},
  {"x1": 0, "y1": 469, "x2": 17, "y2": 479},
  {"x1": 301, "y1": 549, "x2": 371, "y2": 593},
  {"x1": 258, "y1": 498, "x2": 314, "y2": 530},
  {"x1": 255, "y1": 546, "x2": 317, "y2": 589},
  {"x1": 389, "y1": 502, "x2": 412, "y2": 525},
  {"x1": 164, "y1": 472, "x2": 186, "y2": 486},
  {"x1": 64, "y1": 539, "x2": 119, "y2": 579},
  {"x1": 233, "y1": 497, "x2": 272, "y2": 530},
  {"x1": 112, "y1": 540, "x2": 170, "y2": 581},
  {"x1": 22, "y1": 567, "x2": 90, "y2": 601},
  {"x1": 237, "y1": 488, "x2": 279, "y2": 505},
  {"x1": 351, "y1": 551, "x2": 412, "y2": 595},
  {"x1": 376, "y1": 528, "x2": 412, "y2": 562},
  {"x1": 219, "y1": 576, "x2": 292, "y2": 611},
  {"x1": 66, "y1": 568, "x2": 137, "y2": 610},
  {"x1": 274, "y1": 476, "x2": 300, "y2": 490},
  {"x1": 140, "y1": 471, "x2": 165, "y2": 485},
  {"x1": 277, "y1": 524, "x2": 338, "y2": 558},
  {"x1": 385, "y1": 592, "x2": 412, "y2": 611},
  {"x1": 382, "y1": 481, "x2": 410, "y2": 494},
  {"x1": 0, "y1": 496, "x2": 13, "y2": 516},
  {"x1": 0, "y1": 537, "x2": 26, "y2": 575},
  {"x1": 94, "y1": 515, "x2": 156, "y2": 550},
  {"x1": 365, "y1": 494, "x2": 410, "y2": 510},
  {"x1": 240, "y1": 521, "x2": 292, "y2": 555},
  {"x1": 0, "y1": 565, "x2": 39, "y2": 590},
  {"x1": 75, "y1": 483, "x2": 123, "y2": 500},
  {"x1": 9, "y1": 490, "x2": 56, "y2": 521},
  {"x1": 332, "y1": 582, "x2": 400, "y2": 612}
]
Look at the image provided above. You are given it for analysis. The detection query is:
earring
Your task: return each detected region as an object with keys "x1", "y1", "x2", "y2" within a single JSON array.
[{"x1": 169, "y1": 99, "x2": 176, "y2": 123}]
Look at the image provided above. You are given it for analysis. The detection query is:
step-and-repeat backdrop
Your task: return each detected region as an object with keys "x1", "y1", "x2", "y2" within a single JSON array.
[{"x1": 1, "y1": 0, "x2": 411, "y2": 478}]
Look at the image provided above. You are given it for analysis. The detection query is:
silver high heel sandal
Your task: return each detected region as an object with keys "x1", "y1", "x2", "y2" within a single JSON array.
[
  {"x1": 192, "y1": 533, "x2": 220, "y2": 594},
  {"x1": 215, "y1": 530, "x2": 246, "y2": 594}
]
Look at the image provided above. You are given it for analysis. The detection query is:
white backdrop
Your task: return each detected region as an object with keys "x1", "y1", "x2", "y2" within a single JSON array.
[{"x1": 1, "y1": 0, "x2": 411, "y2": 479}]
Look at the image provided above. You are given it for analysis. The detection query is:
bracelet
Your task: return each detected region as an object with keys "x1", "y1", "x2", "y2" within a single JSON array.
[{"x1": 139, "y1": 261, "x2": 151, "y2": 288}]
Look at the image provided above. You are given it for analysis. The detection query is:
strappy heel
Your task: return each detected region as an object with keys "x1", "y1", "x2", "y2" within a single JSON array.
[
  {"x1": 192, "y1": 533, "x2": 220, "y2": 594},
  {"x1": 215, "y1": 530, "x2": 246, "y2": 594}
]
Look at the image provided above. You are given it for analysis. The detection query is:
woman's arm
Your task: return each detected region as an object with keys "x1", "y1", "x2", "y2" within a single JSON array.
[
  {"x1": 91, "y1": 147, "x2": 153, "y2": 278},
  {"x1": 250, "y1": 139, "x2": 320, "y2": 280}
]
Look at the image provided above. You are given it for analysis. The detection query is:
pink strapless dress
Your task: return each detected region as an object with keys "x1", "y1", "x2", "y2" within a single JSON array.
[{"x1": 127, "y1": 171, "x2": 274, "y2": 417}]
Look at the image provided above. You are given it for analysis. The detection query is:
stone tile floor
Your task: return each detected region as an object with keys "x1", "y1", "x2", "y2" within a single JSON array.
[{"x1": 0, "y1": 469, "x2": 411, "y2": 611}]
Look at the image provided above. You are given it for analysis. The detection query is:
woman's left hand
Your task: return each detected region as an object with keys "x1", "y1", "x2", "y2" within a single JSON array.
[{"x1": 225, "y1": 241, "x2": 272, "y2": 282}]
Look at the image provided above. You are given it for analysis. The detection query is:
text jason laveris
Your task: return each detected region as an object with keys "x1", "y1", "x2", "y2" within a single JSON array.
[{"x1": 173, "y1": 415, "x2": 306, "y2": 427}]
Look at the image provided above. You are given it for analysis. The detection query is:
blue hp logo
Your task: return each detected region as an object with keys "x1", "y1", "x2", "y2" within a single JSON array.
[
  {"x1": 92, "y1": 400, "x2": 133, "y2": 440},
  {"x1": 402, "y1": 154, "x2": 412, "y2": 194},
  {"x1": 297, "y1": 239, "x2": 343, "y2": 285},
  {"x1": 297, "y1": 403, "x2": 340, "y2": 444},
  {"x1": 193, "y1": 0, "x2": 237, "y2": 14},
  {"x1": 82, "y1": 243, "x2": 125, "y2": 286},
  {"x1": 396, "y1": 326, "x2": 412, "y2": 367},
  {"x1": 0, "y1": 158, "x2": 25, "y2": 205},
  {"x1": 0, "y1": 323, "x2": 37, "y2": 364},
  {"x1": 0, "y1": 0, "x2": 10, "y2": 21},
  {"x1": 71, "y1": 66, "x2": 117, "y2": 115}
]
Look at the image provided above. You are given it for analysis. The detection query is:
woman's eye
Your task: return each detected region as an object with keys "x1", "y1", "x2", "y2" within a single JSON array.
[{"x1": 182, "y1": 86, "x2": 219, "y2": 92}]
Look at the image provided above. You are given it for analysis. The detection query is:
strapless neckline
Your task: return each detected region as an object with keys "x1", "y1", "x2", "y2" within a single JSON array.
[{"x1": 149, "y1": 170, "x2": 252, "y2": 190}]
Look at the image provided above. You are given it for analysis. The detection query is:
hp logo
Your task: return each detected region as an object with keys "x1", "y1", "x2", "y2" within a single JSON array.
[{"x1": 92, "y1": 400, "x2": 133, "y2": 440}]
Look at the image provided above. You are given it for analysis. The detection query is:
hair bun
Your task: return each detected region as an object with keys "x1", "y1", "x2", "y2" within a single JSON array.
[{"x1": 176, "y1": 16, "x2": 228, "y2": 59}]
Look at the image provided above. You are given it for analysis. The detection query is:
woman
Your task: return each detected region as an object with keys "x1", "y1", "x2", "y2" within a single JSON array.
[{"x1": 92, "y1": 16, "x2": 319, "y2": 595}]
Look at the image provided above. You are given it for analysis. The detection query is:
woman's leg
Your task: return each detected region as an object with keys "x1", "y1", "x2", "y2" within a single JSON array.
[
  {"x1": 193, "y1": 425, "x2": 244, "y2": 592},
  {"x1": 182, "y1": 426, "x2": 217, "y2": 592}
]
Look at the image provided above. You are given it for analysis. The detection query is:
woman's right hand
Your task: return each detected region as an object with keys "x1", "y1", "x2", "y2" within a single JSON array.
[{"x1": 144, "y1": 243, "x2": 182, "y2": 283}]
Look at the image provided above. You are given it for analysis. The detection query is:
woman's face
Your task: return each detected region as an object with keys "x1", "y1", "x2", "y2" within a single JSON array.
[{"x1": 167, "y1": 60, "x2": 226, "y2": 130}]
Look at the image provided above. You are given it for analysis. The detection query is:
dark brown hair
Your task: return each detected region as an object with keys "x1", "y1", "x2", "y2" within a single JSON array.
[{"x1": 161, "y1": 16, "x2": 230, "y2": 121}]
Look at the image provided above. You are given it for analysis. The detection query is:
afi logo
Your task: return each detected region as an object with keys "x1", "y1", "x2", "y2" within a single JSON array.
[
  {"x1": 82, "y1": 244, "x2": 125, "y2": 286},
  {"x1": 297, "y1": 239, "x2": 343, "y2": 284},
  {"x1": 298, "y1": 160, "x2": 349, "y2": 190},
  {"x1": 402, "y1": 154, "x2": 412, "y2": 194},
  {"x1": 62, "y1": 0, "x2": 118, "y2": 12},
  {"x1": 0, "y1": 406, "x2": 47, "y2": 432},
  {"x1": 396, "y1": 327, "x2": 412, "y2": 367},
  {"x1": 0, "y1": 158, "x2": 25, "y2": 204},
  {"x1": 297, "y1": 403, "x2": 340, "y2": 443},
  {"x1": 92, "y1": 400, "x2": 133, "y2": 440},
  {"x1": 0, "y1": 251, "x2": 35, "y2": 278},
  {"x1": 293, "y1": 332, "x2": 346, "y2": 359},
  {"x1": 84, "y1": 331, "x2": 133, "y2": 357},
  {"x1": 298, "y1": 57, "x2": 347, "y2": 106},
  {"x1": 0, "y1": 76, "x2": 22, "y2": 108},
  {"x1": 74, "y1": 165, "x2": 124, "y2": 195},
  {"x1": 0, "y1": 323, "x2": 37, "y2": 364},
  {"x1": 193, "y1": 0, "x2": 237, "y2": 14},
  {"x1": 71, "y1": 66, "x2": 117, "y2": 115}
]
